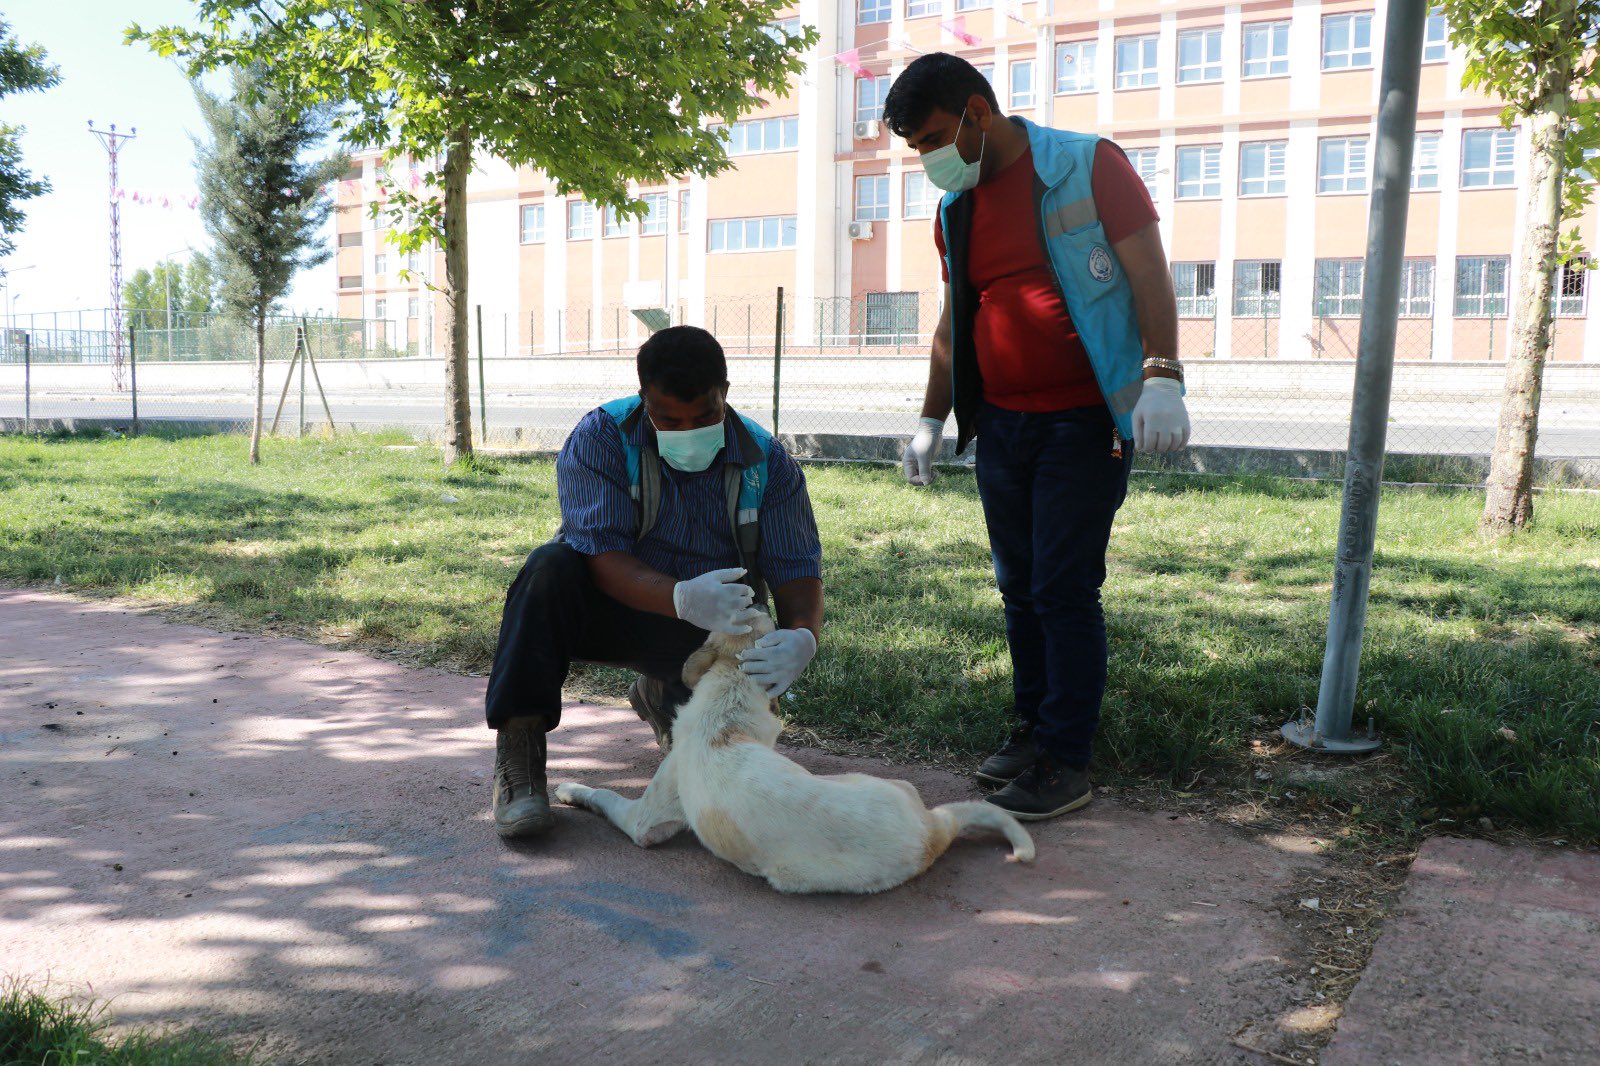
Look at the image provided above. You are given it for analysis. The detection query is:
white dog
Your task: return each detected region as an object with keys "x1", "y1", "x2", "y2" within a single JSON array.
[{"x1": 554, "y1": 614, "x2": 1035, "y2": 894}]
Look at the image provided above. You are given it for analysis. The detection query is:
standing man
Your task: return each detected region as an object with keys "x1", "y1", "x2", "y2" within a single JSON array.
[
  {"x1": 484, "y1": 326, "x2": 824, "y2": 841},
  {"x1": 885, "y1": 53, "x2": 1191, "y2": 821}
]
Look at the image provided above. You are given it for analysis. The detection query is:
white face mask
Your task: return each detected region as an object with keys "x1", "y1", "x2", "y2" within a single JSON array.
[
  {"x1": 920, "y1": 109, "x2": 986, "y2": 193},
  {"x1": 652, "y1": 418, "x2": 726, "y2": 472}
]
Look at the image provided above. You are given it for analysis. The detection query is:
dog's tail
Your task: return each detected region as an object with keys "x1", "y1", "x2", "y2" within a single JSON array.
[{"x1": 932, "y1": 802, "x2": 1036, "y2": 864}]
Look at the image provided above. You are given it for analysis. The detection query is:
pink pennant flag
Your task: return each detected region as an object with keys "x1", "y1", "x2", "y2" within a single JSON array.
[
  {"x1": 341, "y1": 180, "x2": 358, "y2": 195},
  {"x1": 187, "y1": 195, "x2": 199, "y2": 210},
  {"x1": 1005, "y1": 0, "x2": 1031, "y2": 27},
  {"x1": 832, "y1": 47, "x2": 870, "y2": 78},
  {"x1": 113, "y1": 187, "x2": 126, "y2": 200},
  {"x1": 160, "y1": 196, "x2": 171, "y2": 209},
  {"x1": 409, "y1": 171, "x2": 422, "y2": 189},
  {"x1": 940, "y1": 16, "x2": 981, "y2": 46},
  {"x1": 744, "y1": 79, "x2": 770, "y2": 108}
]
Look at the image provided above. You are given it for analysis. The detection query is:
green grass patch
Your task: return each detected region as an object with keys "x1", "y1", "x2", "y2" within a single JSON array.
[
  {"x1": 0, "y1": 980, "x2": 256, "y2": 1064},
  {"x1": 1, "y1": 432, "x2": 1596, "y2": 842}
]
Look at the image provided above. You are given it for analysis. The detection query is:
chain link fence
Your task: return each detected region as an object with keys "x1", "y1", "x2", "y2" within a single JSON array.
[{"x1": 2, "y1": 294, "x2": 1598, "y2": 469}]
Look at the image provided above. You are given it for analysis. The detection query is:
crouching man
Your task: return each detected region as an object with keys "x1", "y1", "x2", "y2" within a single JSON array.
[{"x1": 484, "y1": 326, "x2": 825, "y2": 840}]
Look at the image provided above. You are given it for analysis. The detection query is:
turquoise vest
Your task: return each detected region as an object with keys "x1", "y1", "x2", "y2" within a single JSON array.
[
  {"x1": 598, "y1": 395, "x2": 772, "y2": 595},
  {"x1": 939, "y1": 117, "x2": 1174, "y2": 447}
]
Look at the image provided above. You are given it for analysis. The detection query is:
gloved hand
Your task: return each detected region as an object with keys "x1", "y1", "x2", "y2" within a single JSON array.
[
  {"x1": 738, "y1": 627, "x2": 818, "y2": 697},
  {"x1": 673, "y1": 567, "x2": 757, "y2": 634},
  {"x1": 902, "y1": 416, "x2": 945, "y2": 486},
  {"x1": 1132, "y1": 377, "x2": 1191, "y2": 454}
]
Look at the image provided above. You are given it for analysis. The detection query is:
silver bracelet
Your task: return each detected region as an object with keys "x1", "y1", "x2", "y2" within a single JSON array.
[{"x1": 1142, "y1": 356, "x2": 1184, "y2": 381}]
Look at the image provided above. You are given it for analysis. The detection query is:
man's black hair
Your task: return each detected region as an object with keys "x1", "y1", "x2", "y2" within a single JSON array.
[
  {"x1": 637, "y1": 325, "x2": 729, "y2": 402},
  {"x1": 882, "y1": 52, "x2": 1000, "y2": 140}
]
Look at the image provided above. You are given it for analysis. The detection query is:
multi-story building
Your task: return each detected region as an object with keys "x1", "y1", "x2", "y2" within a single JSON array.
[{"x1": 332, "y1": 1, "x2": 1600, "y2": 364}]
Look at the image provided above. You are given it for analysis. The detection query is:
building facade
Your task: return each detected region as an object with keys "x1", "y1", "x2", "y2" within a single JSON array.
[{"x1": 332, "y1": 0, "x2": 1600, "y2": 363}]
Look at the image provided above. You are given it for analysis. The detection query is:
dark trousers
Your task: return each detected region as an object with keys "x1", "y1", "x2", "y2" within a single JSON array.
[
  {"x1": 974, "y1": 402, "x2": 1134, "y2": 767},
  {"x1": 483, "y1": 543, "x2": 708, "y2": 730}
]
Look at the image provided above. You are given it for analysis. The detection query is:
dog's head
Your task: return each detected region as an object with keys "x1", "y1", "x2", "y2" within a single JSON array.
[{"x1": 682, "y1": 609, "x2": 776, "y2": 689}]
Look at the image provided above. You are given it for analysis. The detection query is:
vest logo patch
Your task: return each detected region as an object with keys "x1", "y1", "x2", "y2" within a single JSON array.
[{"x1": 1088, "y1": 245, "x2": 1114, "y2": 283}]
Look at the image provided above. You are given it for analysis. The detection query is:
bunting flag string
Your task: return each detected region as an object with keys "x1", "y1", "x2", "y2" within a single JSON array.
[
  {"x1": 113, "y1": 188, "x2": 199, "y2": 210},
  {"x1": 831, "y1": 46, "x2": 871, "y2": 78},
  {"x1": 939, "y1": 16, "x2": 982, "y2": 46}
]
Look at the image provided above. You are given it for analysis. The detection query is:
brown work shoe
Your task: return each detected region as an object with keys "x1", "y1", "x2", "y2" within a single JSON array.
[
  {"x1": 492, "y1": 716, "x2": 553, "y2": 840},
  {"x1": 627, "y1": 676, "x2": 678, "y2": 753}
]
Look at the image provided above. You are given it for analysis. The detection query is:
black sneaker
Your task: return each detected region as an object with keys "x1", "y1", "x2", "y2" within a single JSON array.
[
  {"x1": 985, "y1": 750, "x2": 1092, "y2": 821},
  {"x1": 975, "y1": 720, "x2": 1041, "y2": 786}
]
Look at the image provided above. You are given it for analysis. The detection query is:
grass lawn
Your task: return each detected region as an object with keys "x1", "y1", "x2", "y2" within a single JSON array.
[
  {"x1": 0, "y1": 980, "x2": 255, "y2": 1065},
  {"x1": 1, "y1": 430, "x2": 1596, "y2": 843}
]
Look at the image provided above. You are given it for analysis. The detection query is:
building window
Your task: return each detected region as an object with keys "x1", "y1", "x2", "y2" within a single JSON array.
[
  {"x1": 1557, "y1": 258, "x2": 1589, "y2": 317},
  {"x1": 856, "y1": 76, "x2": 890, "y2": 125},
  {"x1": 1411, "y1": 133, "x2": 1442, "y2": 190},
  {"x1": 1173, "y1": 262, "x2": 1217, "y2": 316},
  {"x1": 1234, "y1": 260, "x2": 1282, "y2": 316},
  {"x1": 855, "y1": 174, "x2": 890, "y2": 221},
  {"x1": 1401, "y1": 259, "x2": 1435, "y2": 317},
  {"x1": 568, "y1": 200, "x2": 594, "y2": 240},
  {"x1": 339, "y1": 275, "x2": 362, "y2": 289},
  {"x1": 864, "y1": 292, "x2": 920, "y2": 345},
  {"x1": 1056, "y1": 41, "x2": 1098, "y2": 94},
  {"x1": 859, "y1": 0, "x2": 890, "y2": 26},
  {"x1": 374, "y1": 298, "x2": 387, "y2": 319},
  {"x1": 1176, "y1": 144, "x2": 1222, "y2": 199},
  {"x1": 977, "y1": 64, "x2": 995, "y2": 87},
  {"x1": 709, "y1": 215, "x2": 798, "y2": 252},
  {"x1": 603, "y1": 206, "x2": 629, "y2": 238},
  {"x1": 373, "y1": 253, "x2": 387, "y2": 276},
  {"x1": 1319, "y1": 137, "x2": 1369, "y2": 194},
  {"x1": 1010, "y1": 59, "x2": 1036, "y2": 109},
  {"x1": 1454, "y1": 256, "x2": 1510, "y2": 317},
  {"x1": 679, "y1": 189, "x2": 691, "y2": 233},
  {"x1": 338, "y1": 230, "x2": 363, "y2": 248},
  {"x1": 519, "y1": 204, "x2": 544, "y2": 244},
  {"x1": 1178, "y1": 28, "x2": 1223, "y2": 84},
  {"x1": 1116, "y1": 35, "x2": 1159, "y2": 89},
  {"x1": 640, "y1": 193, "x2": 668, "y2": 236},
  {"x1": 1239, "y1": 141, "x2": 1287, "y2": 196},
  {"x1": 1423, "y1": 8, "x2": 1447, "y2": 62},
  {"x1": 718, "y1": 115, "x2": 801, "y2": 155},
  {"x1": 1315, "y1": 259, "x2": 1365, "y2": 317},
  {"x1": 1126, "y1": 147, "x2": 1159, "y2": 200},
  {"x1": 904, "y1": 170, "x2": 940, "y2": 219},
  {"x1": 1461, "y1": 128, "x2": 1516, "y2": 187},
  {"x1": 764, "y1": 16, "x2": 801, "y2": 41},
  {"x1": 956, "y1": 0, "x2": 991, "y2": 9},
  {"x1": 1322, "y1": 13, "x2": 1374, "y2": 70},
  {"x1": 1242, "y1": 21, "x2": 1290, "y2": 77},
  {"x1": 408, "y1": 297, "x2": 420, "y2": 319},
  {"x1": 907, "y1": 0, "x2": 940, "y2": 17}
]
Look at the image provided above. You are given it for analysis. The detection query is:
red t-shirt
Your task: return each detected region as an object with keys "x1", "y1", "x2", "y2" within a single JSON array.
[{"x1": 934, "y1": 140, "x2": 1158, "y2": 413}]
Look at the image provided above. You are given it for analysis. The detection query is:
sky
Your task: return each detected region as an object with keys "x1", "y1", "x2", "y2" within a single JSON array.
[{"x1": 2, "y1": 1, "x2": 338, "y2": 320}]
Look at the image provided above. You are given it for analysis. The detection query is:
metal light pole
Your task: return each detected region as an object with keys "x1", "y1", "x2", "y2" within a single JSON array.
[{"x1": 1283, "y1": 0, "x2": 1429, "y2": 754}]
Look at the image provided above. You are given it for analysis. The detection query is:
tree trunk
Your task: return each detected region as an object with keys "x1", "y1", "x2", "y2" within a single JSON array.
[
  {"x1": 1480, "y1": 83, "x2": 1570, "y2": 536},
  {"x1": 249, "y1": 311, "x2": 265, "y2": 466},
  {"x1": 441, "y1": 124, "x2": 474, "y2": 463}
]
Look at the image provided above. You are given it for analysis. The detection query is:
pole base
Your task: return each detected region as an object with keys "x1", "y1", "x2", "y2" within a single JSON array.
[{"x1": 1280, "y1": 719, "x2": 1382, "y2": 754}]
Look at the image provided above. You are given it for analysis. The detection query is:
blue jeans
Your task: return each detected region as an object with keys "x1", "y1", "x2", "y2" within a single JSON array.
[{"x1": 974, "y1": 402, "x2": 1133, "y2": 767}]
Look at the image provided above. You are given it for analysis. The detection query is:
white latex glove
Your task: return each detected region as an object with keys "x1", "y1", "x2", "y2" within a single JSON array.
[
  {"x1": 1131, "y1": 377, "x2": 1191, "y2": 454},
  {"x1": 902, "y1": 416, "x2": 945, "y2": 486},
  {"x1": 738, "y1": 627, "x2": 818, "y2": 697},
  {"x1": 673, "y1": 567, "x2": 757, "y2": 634}
]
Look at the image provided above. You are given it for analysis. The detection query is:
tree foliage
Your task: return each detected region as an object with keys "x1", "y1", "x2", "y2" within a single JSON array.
[
  {"x1": 122, "y1": 252, "x2": 221, "y2": 320},
  {"x1": 0, "y1": 16, "x2": 62, "y2": 258},
  {"x1": 1441, "y1": 0, "x2": 1600, "y2": 259},
  {"x1": 130, "y1": 0, "x2": 817, "y2": 253}
]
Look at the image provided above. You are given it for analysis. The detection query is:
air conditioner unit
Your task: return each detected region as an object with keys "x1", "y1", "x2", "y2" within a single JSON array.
[
  {"x1": 852, "y1": 119, "x2": 881, "y2": 141},
  {"x1": 847, "y1": 220, "x2": 874, "y2": 241}
]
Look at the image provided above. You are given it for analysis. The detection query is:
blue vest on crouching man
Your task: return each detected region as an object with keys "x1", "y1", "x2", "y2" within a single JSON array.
[
  {"x1": 939, "y1": 116, "x2": 1180, "y2": 451},
  {"x1": 592, "y1": 394, "x2": 773, "y2": 599}
]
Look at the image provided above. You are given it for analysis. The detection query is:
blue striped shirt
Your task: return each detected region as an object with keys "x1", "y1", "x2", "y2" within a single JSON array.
[{"x1": 556, "y1": 404, "x2": 822, "y2": 589}]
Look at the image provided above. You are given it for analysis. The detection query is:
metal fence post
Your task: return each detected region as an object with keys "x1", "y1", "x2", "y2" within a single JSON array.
[
  {"x1": 476, "y1": 304, "x2": 488, "y2": 446},
  {"x1": 1287, "y1": 0, "x2": 1427, "y2": 754},
  {"x1": 22, "y1": 331, "x2": 31, "y2": 434},
  {"x1": 773, "y1": 286, "x2": 784, "y2": 437},
  {"x1": 298, "y1": 328, "x2": 306, "y2": 439},
  {"x1": 128, "y1": 323, "x2": 139, "y2": 436}
]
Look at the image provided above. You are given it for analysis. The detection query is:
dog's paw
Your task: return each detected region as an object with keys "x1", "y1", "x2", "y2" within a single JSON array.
[{"x1": 553, "y1": 782, "x2": 586, "y2": 806}]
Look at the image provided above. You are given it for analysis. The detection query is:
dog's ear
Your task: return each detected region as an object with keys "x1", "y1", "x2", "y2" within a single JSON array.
[{"x1": 682, "y1": 643, "x2": 720, "y2": 689}]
